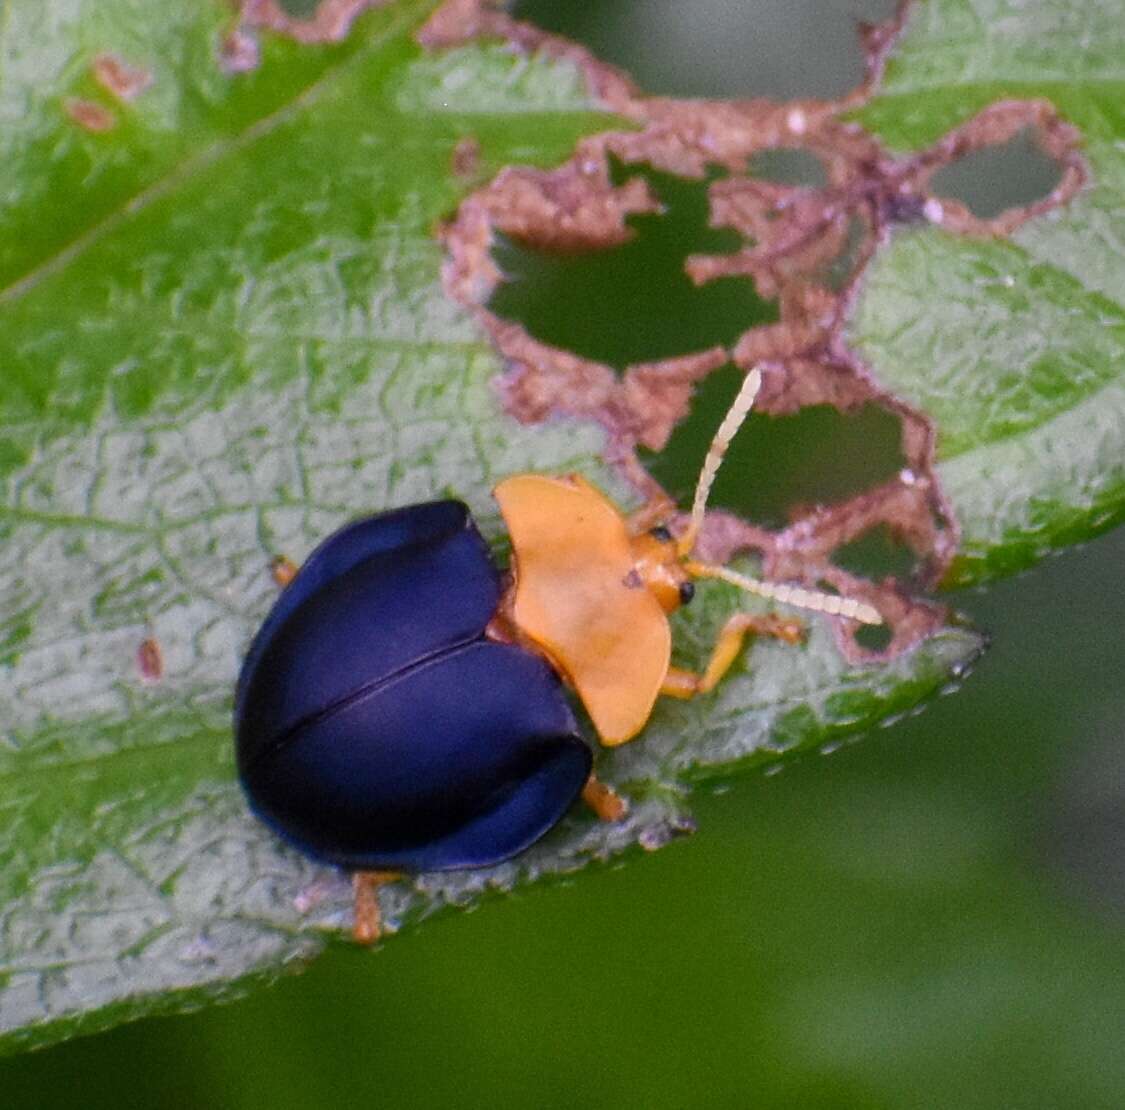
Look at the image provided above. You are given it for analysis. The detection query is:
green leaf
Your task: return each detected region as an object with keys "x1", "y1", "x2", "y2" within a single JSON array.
[
  {"x1": 851, "y1": 0, "x2": 1125, "y2": 585},
  {"x1": 7, "y1": 0, "x2": 1111, "y2": 1053}
]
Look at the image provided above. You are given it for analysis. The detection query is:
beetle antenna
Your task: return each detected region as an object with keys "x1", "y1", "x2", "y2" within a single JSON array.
[
  {"x1": 677, "y1": 368, "x2": 762, "y2": 556},
  {"x1": 684, "y1": 560, "x2": 883, "y2": 625}
]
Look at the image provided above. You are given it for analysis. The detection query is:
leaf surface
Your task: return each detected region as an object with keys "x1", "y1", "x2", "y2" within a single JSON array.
[{"x1": 2, "y1": 0, "x2": 1115, "y2": 1051}]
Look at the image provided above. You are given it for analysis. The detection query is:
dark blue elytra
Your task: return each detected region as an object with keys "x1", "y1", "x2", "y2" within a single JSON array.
[{"x1": 235, "y1": 501, "x2": 592, "y2": 872}]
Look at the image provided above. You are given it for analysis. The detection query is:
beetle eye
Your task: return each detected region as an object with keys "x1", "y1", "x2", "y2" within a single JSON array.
[
  {"x1": 678, "y1": 580, "x2": 695, "y2": 605},
  {"x1": 649, "y1": 524, "x2": 673, "y2": 543}
]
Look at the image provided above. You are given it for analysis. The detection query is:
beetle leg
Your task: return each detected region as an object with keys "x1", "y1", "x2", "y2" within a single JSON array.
[
  {"x1": 352, "y1": 870, "x2": 400, "y2": 945},
  {"x1": 582, "y1": 773, "x2": 628, "y2": 822},
  {"x1": 661, "y1": 613, "x2": 804, "y2": 699},
  {"x1": 269, "y1": 554, "x2": 298, "y2": 588}
]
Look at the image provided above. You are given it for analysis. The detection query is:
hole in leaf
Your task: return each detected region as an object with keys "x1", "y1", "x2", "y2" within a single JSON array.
[
  {"x1": 929, "y1": 129, "x2": 1063, "y2": 219},
  {"x1": 512, "y1": 0, "x2": 899, "y2": 99},
  {"x1": 278, "y1": 0, "x2": 320, "y2": 17},
  {"x1": 854, "y1": 621, "x2": 893, "y2": 652},
  {"x1": 832, "y1": 524, "x2": 917, "y2": 581},
  {"x1": 643, "y1": 364, "x2": 905, "y2": 529},
  {"x1": 749, "y1": 149, "x2": 828, "y2": 188},
  {"x1": 489, "y1": 166, "x2": 777, "y2": 370}
]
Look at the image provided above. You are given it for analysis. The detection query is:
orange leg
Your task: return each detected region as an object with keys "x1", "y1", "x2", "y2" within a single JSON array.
[
  {"x1": 582, "y1": 773, "x2": 628, "y2": 822},
  {"x1": 352, "y1": 870, "x2": 401, "y2": 945},
  {"x1": 270, "y1": 555, "x2": 298, "y2": 588},
  {"x1": 661, "y1": 613, "x2": 803, "y2": 699}
]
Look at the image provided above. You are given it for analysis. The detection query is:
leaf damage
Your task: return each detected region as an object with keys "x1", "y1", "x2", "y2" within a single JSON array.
[
  {"x1": 239, "y1": 0, "x2": 393, "y2": 43},
  {"x1": 91, "y1": 53, "x2": 153, "y2": 103},
  {"x1": 222, "y1": 0, "x2": 396, "y2": 66},
  {"x1": 896, "y1": 99, "x2": 1084, "y2": 236},
  {"x1": 450, "y1": 136, "x2": 482, "y2": 180},
  {"x1": 428, "y1": 0, "x2": 1089, "y2": 661},
  {"x1": 62, "y1": 98, "x2": 116, "y2": 133},
  {"x1": 136, "y1": 636, "x2": 164, "y2": 684}
]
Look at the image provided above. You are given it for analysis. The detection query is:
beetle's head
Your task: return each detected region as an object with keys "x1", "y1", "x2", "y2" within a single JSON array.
[
  {"x1": 630, "y1": 523, "x2": 695, "y2": 613},
  {"x1": 634, "y1": 367, "x2": 883, "y2": 628}
]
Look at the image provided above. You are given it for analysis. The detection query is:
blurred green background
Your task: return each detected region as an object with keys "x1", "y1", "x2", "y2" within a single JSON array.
[{"x1": 4, "y1": 3, "x2": 1122, "y2": 1107}]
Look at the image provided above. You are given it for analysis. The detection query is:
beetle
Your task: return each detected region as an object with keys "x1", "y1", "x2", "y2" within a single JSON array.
[{"x1": 235, "y1": 369, "x2": 881, "y2": 942}]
